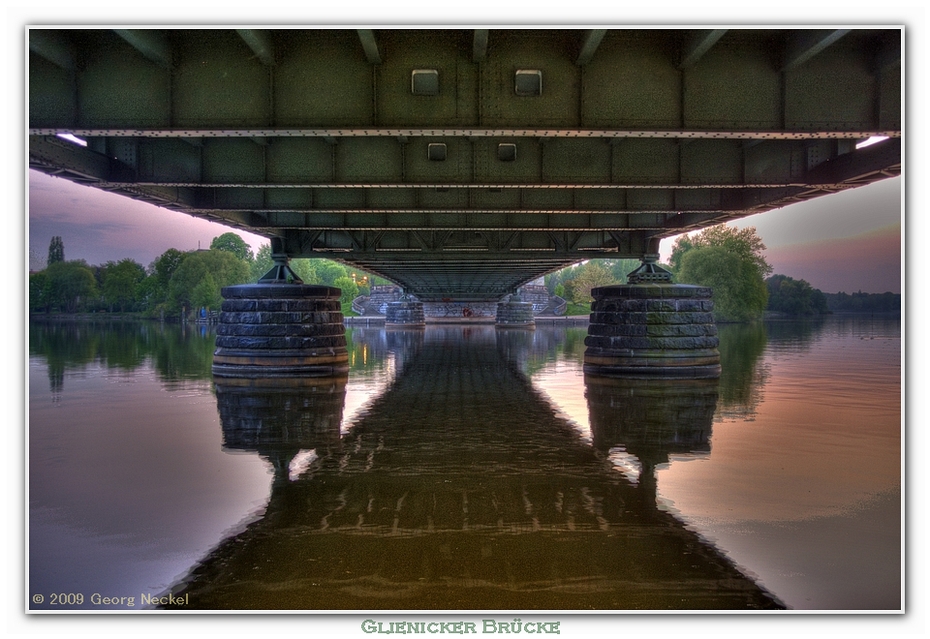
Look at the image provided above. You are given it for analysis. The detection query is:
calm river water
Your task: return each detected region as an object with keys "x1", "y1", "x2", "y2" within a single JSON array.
[{"x1": 27, "y1": 315, "x2": 901, "y2": 612}]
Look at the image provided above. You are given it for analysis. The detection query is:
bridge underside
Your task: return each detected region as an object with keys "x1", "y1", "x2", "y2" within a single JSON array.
[{"x1": 28, "y1": 28, "x2": 901, "y2": 301}]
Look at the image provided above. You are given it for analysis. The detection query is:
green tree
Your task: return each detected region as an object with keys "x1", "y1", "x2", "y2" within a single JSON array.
[
  {"x1": 766, "y1": 274, "x2": 829, "y2": 316},
  {"x1": 290, "y1": 258, "x2": 319, "y2": 284},
  {"x1": 672, "y1": 225, "x2": 772, "y2": 322},
  {"x1": 167, "y1": 250, "x2": 250, "y2": 317},
  {"x1": 29, "y1": 271, "x2": 50, "y2": 313},
  {"x1": 101, "y1": 259, "x2": 146, "y2": 312},
  {"x1": 570, "y1": 261, "x2": 618, "y2": 304},
  {"x1": 135, "y1": 274, "x2": 162, "y2": 314},
  {"x1": 141, "y1": 248, "x2": 187, "y2": 315},
  {"x1": 47, "y1": 236, "x2": 64, "y2": 266},
  {"x1": 153, "y1": 248, "x2": 185, "y2": 288},
  {"x1": 605, "y1": 258, "x2": 644, "y2": 284},
  {"x1": 45, "y1": 260, "x2": 98, "y2": 313},
  {"x1": 250, "y1": 244, "x2": 275, "y2": 281},
  {"x1": 333, "y1": 275, "x2": 359, "y2": 305},
  {"x1": 314, "y1": 259, "x2": 349, "y2": 286},
  {"x1": 190, "y1": 272, "x2": 222, "y2": 311},
  {"x1": 210, "y1": 232, "x2": 254, "y2": 262},
  {"x1": 667, "y1": 235, "x2": 694, "y2": 273},
  {"x1": 545, "y1": 262, "x2": 582, "y2": 297}
]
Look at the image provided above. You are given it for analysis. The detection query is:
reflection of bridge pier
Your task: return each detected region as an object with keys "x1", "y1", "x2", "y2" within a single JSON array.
[
  {"x1": 215, "y1": 376, "x2": 347, "y2": 485},
  {"x1": 585, "y1": 375, "x2": 718, "y2": 513},
  {"x1": 166, "y1": 326, "x2": 780, "y2": 610}
]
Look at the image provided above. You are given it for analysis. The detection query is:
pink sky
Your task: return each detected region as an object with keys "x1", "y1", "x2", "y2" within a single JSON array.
[
  {"x1": 661, "y1": 176, "x2": 902, "y2": 294},
  {"x1": 28, "y1": 170, "x2": 267, "y2": 270},
  {"x1": 764, "y1": 224, "x2": 901, "y2": 294}
]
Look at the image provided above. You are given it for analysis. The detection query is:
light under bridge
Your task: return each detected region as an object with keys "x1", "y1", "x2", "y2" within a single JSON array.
[{"x1": 28, "y1": 27, "x2": 901, "y2": 302}]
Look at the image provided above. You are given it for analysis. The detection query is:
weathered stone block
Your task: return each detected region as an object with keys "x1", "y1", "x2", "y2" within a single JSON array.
[
  {"x1": 585, "y1": 283, "x2": 720, "y2": 378},
  {"x1": 213, "y1": 283, "x2": 349, "y2": 378}
]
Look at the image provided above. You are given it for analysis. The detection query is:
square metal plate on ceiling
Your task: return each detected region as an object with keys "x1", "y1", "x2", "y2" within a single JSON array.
[
  {"x1": 411, "y1": 69, "x2": 440, "y2": 95},
  {"x1": 514, "y1": 70, "x2": 542, "y2": 96},
  {"x1": 427, "y1": 143, "x2": 447, "y2": 161},
  {"x1": 498, "y1": 143, "x2": 517, "y2": 161}
]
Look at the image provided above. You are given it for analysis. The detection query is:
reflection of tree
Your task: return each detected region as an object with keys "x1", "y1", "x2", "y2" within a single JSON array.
[
  {"x1": 495, "y1": 326, "x2": 588, "y2": 377},
  {"x1": 558, "y1": 327, "x2": 588, "y2": 361},
  {"x1": 29, "y1": 320, "x2": 217, "y2": 392},
  {"x1": 763, "y1": 317, "x2": 825, "y2": 349},
  {"x1": 715, "y1": 323, "x2": 768, "y2": 420},
  {"x1": 97, "y1": 322, "x2": 149, "y2": 370},
  {"x1": 148, "y1": 324, "x2": 215, "y2": 383},
  {"x1": 345, "y1": 328, "x2": 379, "y2": 375},
  {"x1": 30, "y1": 322, "x2": 100, "y2": 393}
]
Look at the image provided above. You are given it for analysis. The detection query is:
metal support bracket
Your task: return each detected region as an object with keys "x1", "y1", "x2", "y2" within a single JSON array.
[
  {"x1": 258, "y1": 253, "x2": 304, "y2": 284},
  {"x1": 627, "y1": 255, "x2": 673, "y2": 284},
  {"x1": 259, "y1": 238, "x2": 304, "y2": 283}
]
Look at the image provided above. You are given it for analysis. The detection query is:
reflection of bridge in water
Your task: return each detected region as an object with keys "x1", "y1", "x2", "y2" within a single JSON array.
[{"x1": 168, "y1": 327, "x2": 782, "y2": 610}]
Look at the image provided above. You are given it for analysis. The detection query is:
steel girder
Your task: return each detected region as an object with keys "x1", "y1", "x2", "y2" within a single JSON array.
[{"x1": 28, "y1": 28, "x2": 902, "y2": 301}]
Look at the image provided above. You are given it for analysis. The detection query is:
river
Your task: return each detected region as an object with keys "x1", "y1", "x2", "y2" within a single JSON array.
[{"x1": 26, "y1": 315, "x2": 901, "y2": 613}]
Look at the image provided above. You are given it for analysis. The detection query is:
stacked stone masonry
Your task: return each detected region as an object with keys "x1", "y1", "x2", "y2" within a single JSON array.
[
  {"x1": 385, "y1": 300, "x2": 426, "y2": 326},
  {"x1": 212, "y1": 284, "x2": 349, "y2": 378},
  {"x1": 583, "y1": 284, "x2": 721, "y2": 378},
  {"x1": 495, "y1": 300, "x2": 536, "y2": 328}
]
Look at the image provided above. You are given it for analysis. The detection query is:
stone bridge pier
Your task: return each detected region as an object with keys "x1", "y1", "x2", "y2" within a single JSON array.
[
  {"x1": 495, "y1": 294, "x2": 536, "y2": 329},
  {"x1": 583, "y1": 254, "x2": 721, "y2": 379},
  {"x1": 212, "y1": 283, "x2": 349, "y2": 378},
  {"x1": 583, "y1": 283, "x2": 720, "y2": 379},
  {"x1": 385, "y1": 298, "x2": 426, "y2": 328}
]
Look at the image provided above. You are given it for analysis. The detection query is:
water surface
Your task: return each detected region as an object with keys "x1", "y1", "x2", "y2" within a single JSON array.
[{"x1": 27, "y1": 316, "x2": 901, "y2": 611}]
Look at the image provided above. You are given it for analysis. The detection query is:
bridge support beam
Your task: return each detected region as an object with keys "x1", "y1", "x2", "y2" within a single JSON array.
[
  {"x1": 212, "y1": 283, "x2": 349, "y2": 378},
  {"x1": 385, "y1": 299, "x2": 426, "y2": 328},
  {"x1": 583, "y1": 283, "x2": 721, "y2": 379},
  {"x1": 495, "y1": 294, "x2": 536, "y2": 329}
]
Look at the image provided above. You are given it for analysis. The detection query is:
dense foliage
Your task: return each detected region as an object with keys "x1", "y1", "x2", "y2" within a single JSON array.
[
  {"x1": 544, "y1": 259, "x2": 642, "y2": 305},
  {"x1": 47, "y1": 236, "x2": 65, "y2": 265},
  {"x1": 670, "y1": 225, "x2": 772, "y2": 322},
  {"x1": 38, "y1": 260, "x2": 98, "y2": 313},
  {"x1": 765, "y1": 274, "x2": 829, "y2": 316},
  {"x1": 823, "y1": 291, "x2": 901, "y2": 313},
  {"x1": 29, "y1": 235, "x2": 386, "y2": 319},
  {"x1": 210, "y1": 232, "x2": 254, "y2": 262}
]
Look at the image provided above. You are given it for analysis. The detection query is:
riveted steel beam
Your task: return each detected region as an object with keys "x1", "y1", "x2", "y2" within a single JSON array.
[
  {"x1": 29, "y1": 28, "x2": 902, "y2": 134},
  {"x1": 783, "y1": 29, "x2": 851, "y2": 70},
  {"x1": 29, "y1": 30, "x2": 75, "y2": 70},
  {"x1": 678, "y1": 29, "x2": 727, "y2": 69},
  {"x1": 72, "y1": 135, "x2": 895, "y2": 190},
  {"x1": 236, "y1": 29, "x2": 275, "y2": 66},
  {"x1": 113, "y1": 29, "x2": 173, "y2": 68}
]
